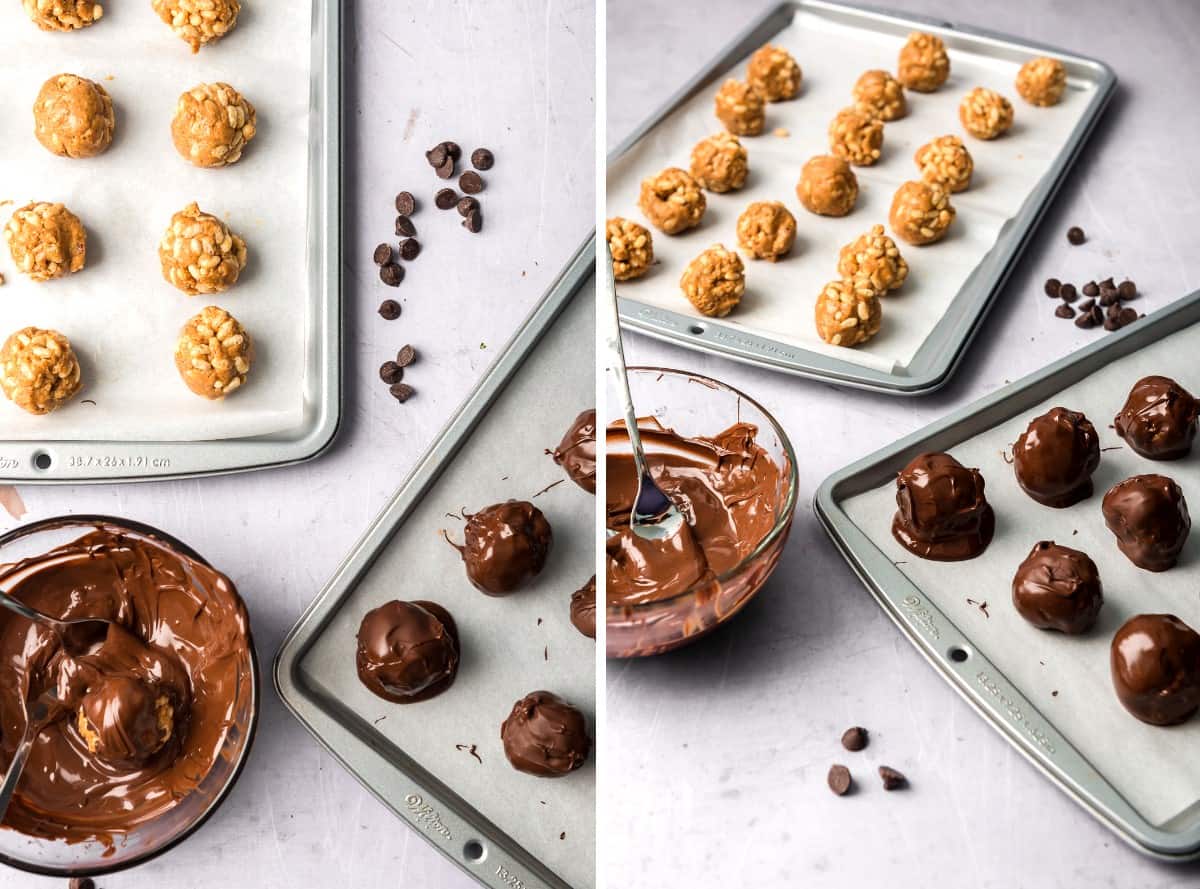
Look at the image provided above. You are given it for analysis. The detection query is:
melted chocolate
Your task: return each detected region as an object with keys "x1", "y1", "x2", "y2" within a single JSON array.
[
  {"x1": 0, "y1": 527, "x2": 251, "y2": 849},
  {"x1": 1011, "y1": 541, "x2": 1103, "y2": 634},
  {"x1": 552, "y1": 409, "x2": 597, "y2": 494},
  {"x1": 499, "y1": 690, "x2": 590, "y2": 777},
  {"x1": 1111, "y1": 614, "x2": 1200, "y2": 725},
  {"x1": 569, "y1": 576, "x2": 596, "y2": 640},
  {"x1": 891, "y1": 452, "x2": 994, "y2": 561},
  {"x1": 446, "y1": 501, "x2": 553, "y2": 596},
  {"x1": 1012, "y1": 407, "x2": 1100, "y2": 508},
  {"x1": 1114, "y1": 376, "x2": 1199, "y2": 461},
  {"x1": 1102, "y1": 474, "x2": 1191, "y2": 572},
  {"x1": 355, "y1": 600, "x2": 459, "y2": 703}
]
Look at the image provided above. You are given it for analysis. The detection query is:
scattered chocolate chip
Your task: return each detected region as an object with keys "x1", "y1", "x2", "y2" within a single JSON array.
[
  {"x1": 373, "y1": 243, "x2": 392, "y2": 265},
  {"x1": 460, "y1": 170, "x2": 484, "y2": 195},
  {"x1": 1118, "y1": 307, "x2": 1139, "y2": 327},
  {"x1": 396, "y1": 344, "x2": 416, "y2": 367},
  {"x1": 1099, "y1": 288, "x2": 1119, "y2": 307},
  {"x1": 1075, "y1": 311, "x2": 1097, "y2": 330},
  {"x1": 399, "y1": 238, "x2": 421, "y2": 261},
  {"x1": 395, "y1": 191, "x2": 416, "y2": 216},
  {"x1": 1059, "y1": 282, "x2": 1077, "y2": 302},
  {"x1": 1055, "y1": 303, "x2": 1075, "y2": 319},
  {"x1": 463, "y1": 209, "x2": 482, "y2": 233},
  {"x1": 457, "y1": 196, "x2": 480, "y2": 217},
  {"x1": 69, "y1": 879, "x2": 95, "y2": 889},
  {"x1": 471, "y1": 147, "x2": 494, "y2": 171},
  {"x1": 1107, "y1": 301, "x2": 1121, "y2": 319},
  {"x1": 435, "y1": 156, "x2": 456, "y2": 180},
  {"x1": 390, "y1": 382, "x2": 415, "y2": 403},
  {"x1": 1082, "y1": 281, "x2": 1099, "y2": 297},
  {"x1": 1043, "y1": 278, "x2": 1061, "y2": 299},
  {"x1": 443, "y1": 141, "x2": 462, "y2": 161},
  {"x1": 1103, "y1": 314, "x2": 1121, "y2": 331},
  {"x1": 380, "y1": 263, "x2": 404, "y2": 287},
  {"x1": 1091, "y1": 304, "x2": 1104, "y2": 325},
  {"x1": 396, "y1": 215, "x2": 417, "y2": 238},
  {"x1": 841, "y1": 726, "x2": 868, "y2": 752},
  {"x1": 1078, "y1": 298, "x2": 1095, "y2": 311},
  {"x1": 379, "y1": 361, "x2": 404, "y2": 384},
  {"x1": 1067, "y1": 226, "x2": 1086, "y2": 245},
  {"x1": 378, "y1": 299, "x2": 401, "y2": 321},
  {"x1": 426, "y1": 143, "x2": 448, "y2": 168},
  {"x1": 879, "y1": 765, "x2": 907, "y2": 791},
  {"x1": 435, "y1": 188, "x2": 458, "y2": 210},
  {"x1": 1117, "y1": 279, "x2": 1137, "y2": 300},
  {"x1": 1099, "y1": 276, "x2": 1115, "y2": 290},
  {"x1": 827, "y1": 764, "x2": 852, "y2": 796}
]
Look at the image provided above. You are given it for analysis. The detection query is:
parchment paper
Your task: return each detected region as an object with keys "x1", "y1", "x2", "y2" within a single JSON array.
[
  {"x1": 844, "y1": 322, "x2": 1200, "y2": 827},
  {"x1": 608, "y1": 9, "x2": 1096, "y2": 373},
  {"x1": 0, "y1": 2, "x2": 310, "y2": 440}
]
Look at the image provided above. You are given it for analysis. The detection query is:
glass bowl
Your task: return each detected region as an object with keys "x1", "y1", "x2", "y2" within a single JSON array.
[
  {"x1": 606, "y1": 368, "x2": 798, "y2": 657},
  {"x1": 0, "y1": 516, "x2": 259, "y2": 879}
]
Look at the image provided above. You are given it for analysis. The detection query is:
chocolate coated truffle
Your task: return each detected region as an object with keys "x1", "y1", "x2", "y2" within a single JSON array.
[
  {"x1": 1111, "y1": 614, "x2": 1200, "y2": 725},
  {"x1": 1102, "y1": 475, "x2": 1191, "y2": 572},
  {"x1": 1011, "y1": 541, "x2": 1103, "y2": 634},
  {"x1": 77, "y1": 676, "x2": 174, "y2": 767},
  {"x1": 1114, "y1": 376, "x2": 1199, "y2": 461},
  {"x1": 552, "y1": 409, "x2": 597, "y2": 493},
  {"x1": 356, "y1": 600, "x2": 459, "y2": 703},
  {"x1": 452, "y1": 501, "x2": 553, "y2": 595},
  {"x1": 1012, "y1": 407, "x2": 1100, "y2": 508},
  {"x1": 500, "y1": 691, "x2": 590, "y2": 777},
  {"x1": 892, "y1": 452, "x2": 995, "y2": 561},
  {"x1": 570, "y1": 575, "x2": 596, "y2": 639}
]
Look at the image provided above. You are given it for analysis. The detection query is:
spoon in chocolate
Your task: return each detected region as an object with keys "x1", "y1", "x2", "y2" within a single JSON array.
[
  {"x1": 603, "y1": 244, "x2": 683, "y2": 539},
  {"x1": 0, "y1": 685, "x2": 65, "y2": 822}
]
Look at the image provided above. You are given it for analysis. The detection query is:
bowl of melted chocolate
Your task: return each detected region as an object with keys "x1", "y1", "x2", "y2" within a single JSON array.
[
  {"x1": 606, "y1": 369, "x2": 798, "y2": 657},
  {"x1": 0, "y1": 517, "x2": 257, "y2": 877}
]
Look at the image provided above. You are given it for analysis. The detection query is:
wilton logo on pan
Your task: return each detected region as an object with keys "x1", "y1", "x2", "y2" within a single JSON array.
[{"x1": 404, "y1": 794, "x2": 452, "y2": 840}]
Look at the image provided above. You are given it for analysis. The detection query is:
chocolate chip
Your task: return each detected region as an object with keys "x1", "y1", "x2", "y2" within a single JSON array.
[
  {"x1": 1099, "y1": 287, "x2": 1119, "y2": 307},
  {"x1": 373, "y1": 243, "x2": 392, "y2": 265},
  {"x1": 1075, "y1": 311, "x2": 1096, "y2": 329},
  {"x1": 1091, "y1": 305, "x2": 1104, "y2": 325},
  {"x1": 399, "y1": 238, "x2": 421, "y2": 261},
  {"x1": 1067, "y1": 226, "x2": 1086, "y2": 245},
  {"x1": 379, "y1": 361, "x2": 403, "y2": 384},
  {"x1": 457, "y1": 196, "x2": 480, "y2": 217},
  {"x1": 378, "y1": 299, "x2": 401, "y2": 321},
  {"x1": 1107, "y1": 301, "x2": 1121, "y2": 319},
  {"x1": 463, "y1": 209, "x2": 482, "y2": 233},
  {"x1": 435, "y1": 156, "x2": 456, "y2": 180},
  {"x1": 471, "y1": 147, "x2": 494, "y2": 171},
  {"x1": 1055, "y1": 303, "x2": 1076, "y2": 319},
  {"x1": 460, "y1": 170, "x2": 484, "y2": 195},
  {"x1": 1100, "y1": 276, "x2": 1115, "y2": 290},
  {"x1": 1103, "y1": 314, "x2": 1121, "y2": 331},
  {"x1": 1082, "y1": 281, "x2": 1099, "y2": 297},
  {"x1": 1118, "y1": 307, "x2": 1139, "y2": 327},
  {"x1": 389, "y1": 382, "x2": 415, "y2": 403},
  {"x1": 1059, "y1": 283, "x2": 1077, "y2": 302},
  {"x1": 435, "y1": 188, "x2": 458, "y2": 210},
  {"x1": 396, "y1": 344, "x2": 416, "y2": 367},
  {"x1": 841, "y1": 726, "x2": 868, "y2": 752},
  {"x1": 827, "y1": 764, "x2": 852, "y2": 796},
  {"x1": 879, "y1": 765, "x2": 907, "y2": 791},
  {"x1": 395, "y1": 191, "x2": 416, "y2": 216},
  {"x1": 442, "y1": 141, "x2": 462, "y2": 161},
  {"x1": 1043, "y1": 278, "x2": 1061, "y2": 298},
  {"x1": 426, "y1": 143, "x2": 448, "y2": 168},
  {"x1": 396, "y1": 215, "x2": 417, "y2": 238},
  {"x1": 69, "y1": 879, "x2": 95, "y2": 889},
  {"x1": 380, "y1": 263, "x2": 404, "y2": 287},
  {"x1": 1118, "y1": 279, "x2": 1137, "y2": 300},
  {"x1": 1078, "y1": 298, "x2": 1095, "y2": 311}
]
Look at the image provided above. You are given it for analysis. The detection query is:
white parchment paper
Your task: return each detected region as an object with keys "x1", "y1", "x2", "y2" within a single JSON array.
[
  {"x1": 844, "y1": 322, "x2": 1200, "y2": 827},
  {"x1": 608, "y1": 9, "x2": 1096, "y2": 373},
  {"x1": 0, "y1": 3, "x2": 310, "y2": 440}
]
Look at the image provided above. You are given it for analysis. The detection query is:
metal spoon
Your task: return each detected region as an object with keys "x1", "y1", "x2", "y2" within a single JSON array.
[{"x1": 603, "y1": 244, "x2": 684, "y2": 540}]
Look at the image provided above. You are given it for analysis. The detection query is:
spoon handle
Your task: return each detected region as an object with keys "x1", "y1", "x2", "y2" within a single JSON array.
[
  {"x1": 602, "y1": 245, "x2": 654, "y2": 493},
  {"x1": 0, "y1": 690, "x2": 55, "y2": 823}
]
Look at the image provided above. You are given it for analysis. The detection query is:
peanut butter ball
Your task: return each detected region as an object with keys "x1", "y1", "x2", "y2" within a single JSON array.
[
  {"x1": 746, "y1": 44, "x2": 802, "y2": 102},
  {"x1": 152, "y1": 0, "x2": 239, "y2": 52},
  {"x1": 853, "y1": 69, "x2": 906, "y2": 121},
  {"x1": 4, "y1": 202, "x2": 86, "y2": 282},
  {"x1": 175, "y1": 306, "x2": 253, "y2": 400},
  {"x1": 0, "y1": 326, "x2": 82, "y2": 415},
  {"x1": 914, "y1": 134, "x2": 973, "y2": 193},
  {"x1": 680, "y1": 244, "x2": 745, "y2": 318},
  {"x1": 1016, "y1": 56, "x2": 1067, "y2": 107},
  {"x1": 23, "y1": 0, "x2": 102, "y2": 30},
  {"x1": 33, "y1": 74, "x2": 115, "y2": 159},
  {"x1": 606, "y1": 217, "x2": 653, "y2": 282},
  {"x1": 714, "y1": 79, "x2": 765, "y2": 137},
  {"x1": 815, "y1": 279, "x2": 881, "y2": 348},
  {"x1": 77, "y1": 677, "x2": 174, "y2": 766},
  {"x1": 172, "y1": 82, "x2": 257, "y2": 168},
  {"x1": 897, "y1": 31, "x2": 950, "y2": 93},
  {"x1": 838, "y1": 224, "x2": 908, "y2": 296},
  {"x1": 889, "y1": 180, "x2": 955, "y2": 246},
  {"x1": 736, "y1": 201, "x2": 796, "y2": 262},
  {"x1": 828, "y1": 106, "x2": 883, "y2": 166},
  {"x1": 159, "y1": 203, "x2": 248, "y2": 296},
  {"x1": 638, "y1": 167, "x2": 706, "y2": 235},
  {"x1": 796, "y1": 155, "x2": 858, "y2": 217},
  {"x1": 689, "y1": 132, "x2": 748, "y2": 193},
  {"x1": 959, "y1": 87, "x2": 1014, "y2": 140}
]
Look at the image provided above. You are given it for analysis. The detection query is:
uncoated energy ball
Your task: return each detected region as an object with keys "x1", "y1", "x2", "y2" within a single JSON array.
[
  {"x1": 152, "y1": 0, "x2": 240, "y2": 52},
  {"x1": 815, "y1": 279, "x2": 881, "y2": 348},
  {"x1": 175, "y1": 306, "x2": 253, "y2": 399},
  {"x1": 23, "y1": 0, "x2": 102, "y2": 30},
  {"x1": 689, "y1": 132, "x2": 748, "y2": 193},
  {"x1": 838, "y1": 225, "x2": 908, "y2": 296},
  {"x1": 33, "y1": 74, "x2": 115, "y2": 159},
  {"x1": 171, "y1": 82, "x2": 257, "y2": 168},
  {"x1": 914, "y1": 134, "x2": 973, "y2": 193},
  {"x1": 680, "y1": 245, "x2": 745, "y2": 318},
  {"x1": 746, "y1": 44, "x2": 802, "y2": 102},
  {"x1": 889, "y1": 180, "x2": 955, "y2": 246},
  {"x1": 853, "y1": 70, "x2": 906, "y2": 121},
  {"x1": 714, "y1": 79, "x2": 765, "y2": 136},
  {"x1": 959, "y1": 87, "x2": 1014, "y2": 140},
  {"x1": 4, "y1": 202, "x2": 87, "y2": 282},
  {"x1": 736, "y1": 201, "x2": 796, "y2": 262},
  {"x1": 159, "y1": 203, "x2": 248, "y2": 296},
  {"x1": 797, "y1": 155, "x2": 858, "y2": 217},
  {"x1": 638, "y1": 167, "x2": 706, "y2": 235},
  {"x1": 0, "y1": 326, "x2": 82, "y2": 415},
  {"x1": 606, "y1": 217, "x2": 653, "y2": 282},
  {"x1": 896, "y1": 31, "x2": 950, "y2": 93},
  {"x1": 828, "y1": 106, "x2": 883, "y2": 166},
  {"x1": 1016, "y1": 56, "x2": 1067, "y2": 107}
]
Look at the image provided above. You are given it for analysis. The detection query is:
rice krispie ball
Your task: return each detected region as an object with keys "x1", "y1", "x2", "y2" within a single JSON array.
[
  {"x1": 680, "y1": 245, "x2": 745, "y2": 318},
  {"x1": 175, "y1": 306, "x2": 253, "y2": 399},
  {"x1": 152, "y1": 0, "x2": 239, "y2": 52},
  {"x1": 689, "y1": 132, "x2": 748, "y2": 193},
  {"x1": 959, "y1": 87, "x2": 1014, "y2": 140},
  {"x1": 4, "y1": 202, "x2": 87, "y2": 282},
  {"x1": 746, "y1": 44, "x2": 802, "y2": 102},
  {"x1": 606, "y1": 217, "x2": 653, "y2": 282},
  {"x1": 159, "y1": 202, "x2": 248, "y2": 296},
  {"x1": 171, "y1": 82, "x2": 257, "y2": 168},
  {"x1": 838, "y1": 224, "x2": 908, "y2": 296},
  {"x1": 0, "y1": 327, "x2": 82, "y2": 415},
  {"x1": 828, "y1": 106, "x2": 884, "y2": 166},
  {"x1": 897, "y1": 31, "x2": 950, "y2": 93},
  {"x1": 736, "y1": 201, "x2": 796, "y2": 262},
  {"x1": 815, "y1": 279, "x2": 882, "y2": 348},
  {"x1": 914, "y1": 134, "x2": 973, "y2": 193},
  {"x1": 638, "y1": 167, "x2": 706, "y2": 235},
  {"x1": 23, "y1": 0, "x2": 102, "y2": 30},
  {"x1": 796, "y1": 155, "x2": 858, "y2": 218},
  {"x1": 33, "y1": 74, "x2": 115, "y2": 159},
  {"x1": 1016, "y1": 56, "x2": 1067, "y2": 107},
  {"x1": 889, "y1": 180, "x2": 955, "y2": 246},
  {"x1": 714, "y1": 79, "x2": 766, "y2": 137},
  {"x1": 853, "y1": 69, "x2": 907, "y2": 121}
]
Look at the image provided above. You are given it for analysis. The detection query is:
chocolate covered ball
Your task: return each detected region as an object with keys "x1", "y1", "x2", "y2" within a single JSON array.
[
  {"x1": 1012, "y1": 407, "x2": 1100, "y2": 507},
  {"x1": 1011, "y1": 541, "x2": 1103, "y2": 634},
  {"x1": 76, "y1": 676, "x2": 174, "y2": 767},
  {"x1": 1114, "y1": 376, "x2": 1198, "y2": 461},
  {"x1": 1111, "y1": 614, "x2": 1200, "y2": 725},
  {"x1": 570, "y1": 575, "x2": 596, "y2": 639},
  {"x1": 355, "y1": 600, "x2": 459, "y2": 703},
  {"x1": 892, "y1": 452, "x2": 995, "y2": 561},
  {"x1": 1102, "y1": 475, "x2": 1191, "y2": 572},
  {"x1": 455, "y1": 501, "x2": 553, "y2": 595},
  {"x1": 500, "y1": 691, "x2": 590, "y2": 777},
  {"x1": 552, "y1": 409, "x2": 596, "y2": 493}
]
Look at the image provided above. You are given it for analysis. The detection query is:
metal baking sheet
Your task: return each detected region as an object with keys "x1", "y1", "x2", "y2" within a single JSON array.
[
  {"x1": 0, "y1": 0, "x2": 340, "y2": 482},
  {"x1": 275, "y1": 241, "x2": 596, "y2": 889},
  {"x1": 815, "y1": 289, "x2": 1200, "y2": 860},
  {"x1": 609, "y1": 0, "x2": 1115, "y2": 394}
]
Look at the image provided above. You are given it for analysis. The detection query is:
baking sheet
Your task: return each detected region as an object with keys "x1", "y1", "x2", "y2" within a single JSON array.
[
  {"x1": 609, "y1": 2, "x2": 1102, "y2": 375},
  {"x1": 839, "y1": 315, "x2": 1200, "y2": 828},
  {"x1": 0, "y1": 2, "x2": 310, "y2": 440}
]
